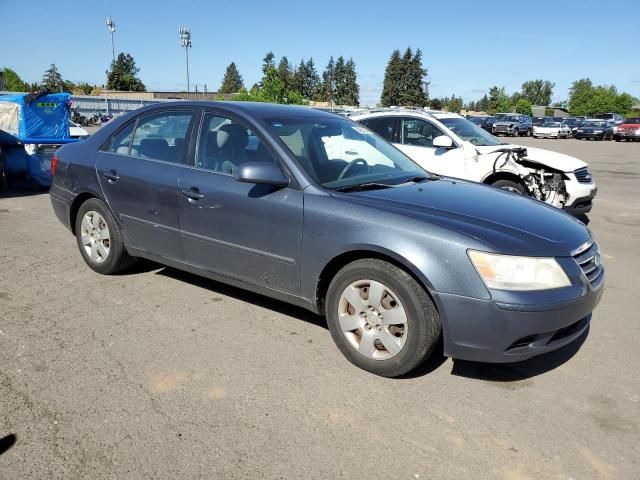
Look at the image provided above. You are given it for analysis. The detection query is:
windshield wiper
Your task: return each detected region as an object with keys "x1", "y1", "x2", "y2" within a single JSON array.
[
  {"x1": 399, "y1": 174, "x2": 439, "y2": 182},
  {"x1": 333, "y1": 182, "x2": 395, "y2": 192}
]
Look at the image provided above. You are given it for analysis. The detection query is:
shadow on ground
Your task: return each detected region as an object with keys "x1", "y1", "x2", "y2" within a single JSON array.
[
  {"x1": 156, "y1": 266, "x2": 327, "y2": 330},
  {"x1": 0, "y1": 434, "x2": 17, "y2": 456}
]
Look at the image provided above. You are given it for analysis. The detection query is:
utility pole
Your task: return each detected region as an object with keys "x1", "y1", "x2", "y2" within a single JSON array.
[
  {"x1": 106, "y1": 16, "x2": 116, "y2": 63},
  {"x1": 178, "y1": 26, "x2": 192, "y2": 93}
]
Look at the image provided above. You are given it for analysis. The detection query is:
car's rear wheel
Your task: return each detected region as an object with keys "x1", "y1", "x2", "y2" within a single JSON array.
[
  {"x1": 75, "y1": 198, "x2": 134, "y2": 274},
  {"x1": 326, "y1": 259, "x2": 441, "y2": 377},
  {"x1": 491, "y1": 179, "x2": 525, "y2": 194}
]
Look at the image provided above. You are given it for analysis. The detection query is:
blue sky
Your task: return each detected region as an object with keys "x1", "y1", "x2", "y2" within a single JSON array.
[{"x1": 1, "y1": 0, "x2": 638, "y2": 106}]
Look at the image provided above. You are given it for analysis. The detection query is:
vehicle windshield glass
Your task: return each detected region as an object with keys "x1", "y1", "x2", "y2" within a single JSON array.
[
  {"x1": 623, "y1": 118, "x2": 640, "y2": 124},
  {"x1": 563, "y1": 119, "x2": 578, "y2": 125},
  {"x1": 468, "y1": 117, "x2": 484, "y2": 124},
  {"x1": 595, "y1": 114, "x2": 612, "y2": 120},
  {"x1": 504, "y1": 115, "x2": 520, "y2": 122},
  {"x1": 438, "y1": 117, "x2": 502, "y2": 146},
  {"x1": 586, "y1": 121, "x2": 606, "y2": 127},
  {"x1": 266, "y1": 116, "x2": 432, "y2": 190},
  {"x1": 543, "y1": 122, "x2": 562, "y2": 127}
]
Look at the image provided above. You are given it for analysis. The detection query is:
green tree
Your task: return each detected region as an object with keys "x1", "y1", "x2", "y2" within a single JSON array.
[
  {"x1": 380, "y1": 48, "x2": 428, "y2": 107},
  {"x1": 488, "y1": 86, "x2": 512, "y2": 114},
  {"x1": 304, "y1": 58, "x2": 320, "y2": 100},
  {"x1": 477, "y1": 94, "x2": 490, "y2": 112},
  {"x1": 380, "y1": 49, "x2": 402, "y2": 107},
  {"x1": 277, "y1": 56, "x2": 293, "y2": 92},
  {"x1": 429, "y1": 97, "x2": 444, "y2": 110},
  {"x1": 262, "y1": 52, "x2": 276, "y2": 74},
  {"x1": 616, "y1": 93, "x2": 635, "y2": 115},
  {"x1": 234, "y1": 65, "x2": 305, "y2": 105},
  {"x1": 334, "y1": 57, "x2": 359, "y2": 106},
  {"x1": 41, "y1": 64, "x2": 64, "y2": 91},
  {"x1": 106, "y1": 53, "x2": 146, "y2": 91},
  {"x1": 219, "y1": 62, "x2": 244, "y2": 93},
  {"x1": 0, "y1": 67, "x2": 29, "y2": 92},
  {"x1": 74, "y1": 82, "x2": 96, "y2": 95},
  {"x1": 521, "y1": 79, "x2": 555, "y2": 106},
  {"x1": 444, "y1": 95, "x2": 463, "y2": 113},
  {"x1": 515, "y1": 98, "x2": 533, "y2": 116},
  {"x1": 320, "y1": 56, "x2": 336, "y2": 104}
]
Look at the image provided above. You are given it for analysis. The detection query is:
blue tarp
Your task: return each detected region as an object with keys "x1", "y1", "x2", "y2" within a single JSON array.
[
  {"x1": 0, "y1": 92, "x2": 72, "y2": 143},
  {"x1": 2, "y1": 144, "x2": 53, "y2": 187}
]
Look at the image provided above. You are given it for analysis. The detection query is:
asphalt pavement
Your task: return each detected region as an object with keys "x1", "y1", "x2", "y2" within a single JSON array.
[{"x1": 1, "y1": 137, "x2": 639, "y2": 479}]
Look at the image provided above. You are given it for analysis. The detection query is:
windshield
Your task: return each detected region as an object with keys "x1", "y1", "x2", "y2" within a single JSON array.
[
  {"x1": 586, "y1": 120, "x2": 606, "y2": 127},
  {"x1": 543, "y1": 122, "x2": 562, "y2": 127},
  {"x1": 468, "y1": 117, "x2": 485, "y2": 125},
  {"x1": 563, "y1": 119, "x2": 579, "y2": 125},
  {"x1": 266, "y1": 116, "x2": 431, "y2": 190},
  {"x1": 503, "y1": 115, "x2": 521, "y2": 122},
  {"x1": 438, "y1": 117, "x2": 502, "y2": 147},
  {"x1": 595, "y1": 114, "x2": 613, "y2": 120},
  {"x1": 622, "y1": 118, "x2": 640, "y2": 124}
]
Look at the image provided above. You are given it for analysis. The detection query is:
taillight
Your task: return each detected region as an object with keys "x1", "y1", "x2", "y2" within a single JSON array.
[{"x1": 51, "y1": 156, "x2": 59, "y2": 175}]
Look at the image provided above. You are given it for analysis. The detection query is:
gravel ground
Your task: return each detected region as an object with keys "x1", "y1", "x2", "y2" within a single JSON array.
[{"x1": 1, "y1": 137, "x2": 639, "y2": 479}]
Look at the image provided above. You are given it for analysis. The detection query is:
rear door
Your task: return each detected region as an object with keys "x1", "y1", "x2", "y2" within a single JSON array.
[
  {"x1": 96, "y1": 108, "x2": 195, "y2": 260},
  {"x1": 177, "y1": 110, "x2": 303, "y2": 294}
]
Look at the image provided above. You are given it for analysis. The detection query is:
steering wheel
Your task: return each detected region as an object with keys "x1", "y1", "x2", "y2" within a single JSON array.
[{"x1": 338, "y1": 158, "x2": 368, "y2": 180}]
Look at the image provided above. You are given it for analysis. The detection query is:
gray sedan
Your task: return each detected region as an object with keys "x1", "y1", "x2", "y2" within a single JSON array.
[{"x1": 49, "y1": 102, "x2": 603, "y2": 376}]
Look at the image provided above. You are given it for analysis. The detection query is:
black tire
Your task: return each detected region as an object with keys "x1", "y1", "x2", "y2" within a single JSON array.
[
  {"x1": 491, "y1": 179, "x2": 525, "y2": 194},
  {"x1": 326, "y1": 259, "x2": 441, "y2": 377},
  {"x1": 75, "y1": 198, "x2": 134, "y2": 274},
  {"x1": 527, "y1": 128, "x2": 532, "y2": 137}
]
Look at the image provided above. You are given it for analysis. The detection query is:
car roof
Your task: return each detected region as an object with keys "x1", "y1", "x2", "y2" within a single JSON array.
[
  {"x1": 349, "y1": 108, "x2": 464, "y2": 121},
  {"x1": 133, "y1": 101, "x2": 340, "y2": 120}
]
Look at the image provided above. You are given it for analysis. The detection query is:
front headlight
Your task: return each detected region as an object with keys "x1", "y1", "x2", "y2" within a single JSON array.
[{"x1": 468, "y1": 250, "x2": 571, "y2": 291}]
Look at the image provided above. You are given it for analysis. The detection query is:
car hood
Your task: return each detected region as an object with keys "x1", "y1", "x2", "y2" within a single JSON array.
[
  {"x1": 474, "y1": 144, "x2": 586, "y2": 172},
  {"x1": 493, "y1": 121, "x2": 517, "y2": 126},
  {"x1": 336, "y1": 179, "x2": 590, "y2": 256}
]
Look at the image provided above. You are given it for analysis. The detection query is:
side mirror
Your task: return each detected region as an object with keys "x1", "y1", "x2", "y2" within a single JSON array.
[
  {"x1": 234, "y1": 162, "x2": 289, "y2": 188},
  {"x1": 433, "y1": 135, "x2": 454, "y2": 149}
]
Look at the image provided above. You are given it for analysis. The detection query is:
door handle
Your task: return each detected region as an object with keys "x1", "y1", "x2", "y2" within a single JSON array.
[
  {"x1": 181, "y1": 188, "x2": 205, "y2": 200},
  {"x1": 103, "y1": 170, "x2": 120, "y2": 182}
]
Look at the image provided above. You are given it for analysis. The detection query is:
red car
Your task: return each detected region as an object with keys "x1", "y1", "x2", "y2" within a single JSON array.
[{"x1": 614, "y1": 118, "x2": 640, "y2": 142}]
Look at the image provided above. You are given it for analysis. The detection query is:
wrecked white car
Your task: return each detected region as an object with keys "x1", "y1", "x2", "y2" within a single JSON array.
[{"x1": 350, "y1": 109, "x2": 597, "y2": 215}]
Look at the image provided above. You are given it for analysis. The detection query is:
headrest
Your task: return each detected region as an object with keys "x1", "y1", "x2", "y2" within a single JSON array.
[{"x1": 217, "y1": 124, "x2": 249, "y2": 149}]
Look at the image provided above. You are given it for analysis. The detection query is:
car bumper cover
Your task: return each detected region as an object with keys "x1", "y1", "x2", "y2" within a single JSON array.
[{"x1": 437, "y1": 280, "x2": 604, "y2": 363}]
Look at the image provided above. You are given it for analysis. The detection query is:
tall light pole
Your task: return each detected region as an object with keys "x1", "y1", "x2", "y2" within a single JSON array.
[
  {"x1": 179, "y1": 26, "x2": 192, "y2": 93},
  {"x1": 106, "y1": 16, "x2": 116, "y2": 63}
]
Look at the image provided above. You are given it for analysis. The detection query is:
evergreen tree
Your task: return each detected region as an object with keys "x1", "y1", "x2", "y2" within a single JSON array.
[
  {"x1": 321, "y1": 56, "x2": 336, "y2": 104},
  {"x1": 277, "y1": 56, "x2": 293, "y2": 92},
  {"x1": 106, "y1": 53, "x2": 146, "y2": 91},
  {"x1": 381, "y1": 48, "x2": 428, "y2": 107},
  {"x1": 335, "y1": 58, "x2": 359, "y2": 106},
  {"x1": 380, "y1": 50, "x2": 402, "y2": 107},
  {"x1": 41, "y1": 64, "x2": 64, "y2": 92},
  {"x1": 291, "y1": 59, "x2": 306, "y2": 96},
  {"x1": 305, "y1": 58, "x2": 320, "y2": 101},
  {"x1": 219, "y1": 62, "x2": 244, "y2": 93},
  {"x1": 262, "y1": 52, "x2": 276, "y2": 75}
]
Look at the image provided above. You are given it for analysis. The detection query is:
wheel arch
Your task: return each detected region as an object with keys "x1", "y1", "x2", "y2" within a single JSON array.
[
  {"x1": 482, "y1": 170, "x2": 525, "y2": 187},
  {"x1": 315, "y1": 247, "x2": 441, "y2": 318}
]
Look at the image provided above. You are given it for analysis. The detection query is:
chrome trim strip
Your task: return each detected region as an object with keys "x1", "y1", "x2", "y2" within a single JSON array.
[{"x1": 571, "y1": 239, "x2": 594, "y2": 257}]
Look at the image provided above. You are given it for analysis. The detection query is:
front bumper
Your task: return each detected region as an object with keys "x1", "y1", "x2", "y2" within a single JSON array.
[
  {"x1": 563, "y1": 176, "x2": 597, "y2": 215},
  {"x1": 438, "y1": 274, "x2": 604, "y2": 363},
  {"x1": 574, "y1": 131, "x2": 605, "y2": 139}
]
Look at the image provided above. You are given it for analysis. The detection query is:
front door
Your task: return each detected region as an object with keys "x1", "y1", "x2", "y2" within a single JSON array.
[
  {"x1": 177, "y1": 111, "x2": 303, "y2": 294},
  {"x1": 395, "y1": 116, "x2": 467, "y2": 179},
  {"x1": 96, "y1": 108, "x2": 195, "y2": 260}
]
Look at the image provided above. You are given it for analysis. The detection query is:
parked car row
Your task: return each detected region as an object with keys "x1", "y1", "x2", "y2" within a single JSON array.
[{"x1": 49, "y1": 102, "x2": 603, "y2": 377}]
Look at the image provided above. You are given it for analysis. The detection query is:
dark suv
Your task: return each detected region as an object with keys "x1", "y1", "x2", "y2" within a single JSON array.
[{"x1": 492, "y1": 114, "x2": 533, "y2": 137}]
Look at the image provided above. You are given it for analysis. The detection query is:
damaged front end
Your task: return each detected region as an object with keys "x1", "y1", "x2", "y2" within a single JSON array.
[{"x1": 489, "y1": 147, "x2": 569, "y2": 209}]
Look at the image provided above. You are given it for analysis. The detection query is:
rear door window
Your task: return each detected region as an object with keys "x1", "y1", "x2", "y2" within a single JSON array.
[
  {"x1": 359, "y1": 117, "x2": 397, "y2": 142},
  {"x1": 130, "y1": 111, "x2": 193, "y2": 163},
  {"x1": 107, "y1": 122, "x2": 135, "y2": 154}
]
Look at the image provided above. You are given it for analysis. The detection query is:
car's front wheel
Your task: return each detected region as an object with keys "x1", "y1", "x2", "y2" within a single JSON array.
[
  {"x1": 326, "y1": 259, "x2": 441, "y2": 377},
  {"x1": 491, "y1": 179, "x2": 525, "y2": 194},
  {"x1": 75, "y1": 198, "x2": 134, "y2": 274}
]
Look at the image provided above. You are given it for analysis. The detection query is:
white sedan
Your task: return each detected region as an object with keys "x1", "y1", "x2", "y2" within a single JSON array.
[{"x1": 533, "y1": 122, "x2": 571, "y2": 139}]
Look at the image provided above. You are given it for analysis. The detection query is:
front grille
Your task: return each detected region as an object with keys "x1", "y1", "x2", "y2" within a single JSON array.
[
  {"x1": 572, "y1": 240, "x2": 604, "y2": 288},
  {"x1": 495, "y1": 125, "x2": 508, "y2": 132},
  {"x1": 574, "y1": 167, "x2": 593, "y2": 183}
]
